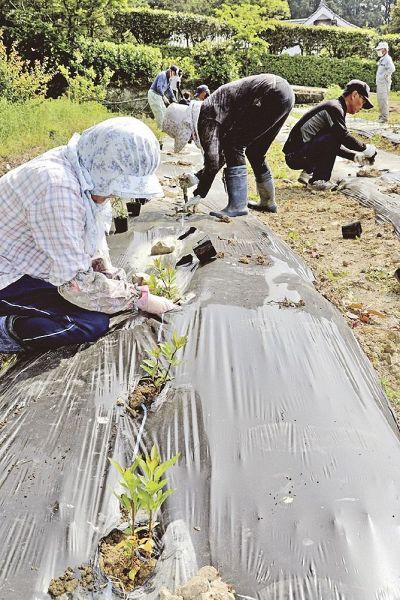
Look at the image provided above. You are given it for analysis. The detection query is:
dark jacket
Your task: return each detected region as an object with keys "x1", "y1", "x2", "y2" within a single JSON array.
[
  {"x1": 194, "y1": 74, "x2": 292, "y2": 198},
  {"x1": 283, "y1": 96, "x2": 366, "y2": 160}
]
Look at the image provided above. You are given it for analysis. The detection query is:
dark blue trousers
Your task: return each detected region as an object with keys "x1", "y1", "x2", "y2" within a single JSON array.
[
  {"x1": 285, "y1": 132, "x2": 341, "y2": 182},
  {"x1": 0, "y1": 276, "x2": 109, "y2": 351}
]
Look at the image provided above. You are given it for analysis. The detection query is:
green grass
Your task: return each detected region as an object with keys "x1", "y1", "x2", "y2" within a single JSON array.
[
  {"x1": 381, "y1": 379, "x2": 400, "y2": 405},
  {"x1": 0, "y1": 97, "x2": 111, "y2": 160}
]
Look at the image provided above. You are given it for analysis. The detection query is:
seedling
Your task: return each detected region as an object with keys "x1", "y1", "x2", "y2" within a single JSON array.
[
  {"x1": 148, "y1": 257, "x2": 179, "y2": 300},
  {"x1": 140, "y1": 332, "x2": 188, "y2": 393},
  {"x1": 108, "y1": 446, "x2": 180, "y2": 583},
  {"x1": 111, "y1": 196, "x2": 128, "y2": 218}
]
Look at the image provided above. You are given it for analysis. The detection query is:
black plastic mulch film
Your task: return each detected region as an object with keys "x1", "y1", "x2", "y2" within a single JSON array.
[{"x1": 1, "y1": 148, "x2": 400, "y2": 600}]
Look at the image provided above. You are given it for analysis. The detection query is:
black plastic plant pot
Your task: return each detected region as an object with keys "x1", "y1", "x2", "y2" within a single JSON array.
[
  {"x1": 126, "y1": 201, "x2": 141, "y2": 217},
  {"x1": 193, "y1": 236, "x2": 217, "y2": 264},
  {"x1": 395, "y1": 267, "x2": 400, "y2": 284},
  {"x1": 342, "y1": 221, "x2": 362, "y2": 239},
  {"x1": 137, "y1": 198, "x2": 150, "y2": 205},
  {"x1": 114, "y1": 216, "x2": 128, "y2": 234}
]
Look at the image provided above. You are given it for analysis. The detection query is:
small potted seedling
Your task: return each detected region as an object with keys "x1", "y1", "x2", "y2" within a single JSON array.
[
  {"x1": 148, "y1": 257, "x2": 180, "y2": 301},
  {"x1": 126, "y1": 199, "x2": 142, "y2": 217},
  {"x1": 99, "y1": 445, "x2": 180, "y2": 594},
  {"x1": 127, "y1": 331, "x2": 187, "y2": 414},
  {"x1": 111, "y1": 197, "x2": 129, "y2": 233}
]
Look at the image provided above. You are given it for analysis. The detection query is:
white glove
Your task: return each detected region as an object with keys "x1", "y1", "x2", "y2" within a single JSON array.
[
  {"x1": 363, "y1": 144, "x2": 377, "y2": 158},
  {"x1": 136, "y1": 286, "x2": 176, "y2": 315},
  {"x1": 185, "y1": 194, "x2": 202, "y2": 207},
  {"x1": 354, "y1": 152, "x2": 370, "y2": 166}
]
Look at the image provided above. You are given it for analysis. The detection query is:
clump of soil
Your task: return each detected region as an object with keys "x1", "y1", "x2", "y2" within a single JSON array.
[
  {"x1": 250, "y1": 177, "x2": 400, "y2": 412},
  {"x1": 128, "y1": 381, "x2": 158, "y2": 413},
  {"x1": 356, "y1": 165, "x2": 381, "y2": 177},
  {"x1": 48, "y1": 567, "x2": 79, "y2": 598},
  {"x1": 48, "y1": 564, "x2": 95, "y2": 598},
  {"x1": 160, "y1": 565, "x2": 235, "y2": 600},
  {"x1": 99, "y1": 529, "x2": 156, "y2": 594}
]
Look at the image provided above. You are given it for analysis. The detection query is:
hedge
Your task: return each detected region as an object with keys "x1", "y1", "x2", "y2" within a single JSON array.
[
  {"x1": 237, "y1": 53, "x2": 400, "y2": 92},
  {"x1": 75, "y1": 39, "x2": 162, "y2": 86},
  {"x1": 112, "y1": 8, "x2": 230, "y2": 46}
]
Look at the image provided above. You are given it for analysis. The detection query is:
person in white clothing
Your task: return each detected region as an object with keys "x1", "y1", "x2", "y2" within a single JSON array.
[{"x1": 375, "y1": 41, "x2": 396, "y2": 123}]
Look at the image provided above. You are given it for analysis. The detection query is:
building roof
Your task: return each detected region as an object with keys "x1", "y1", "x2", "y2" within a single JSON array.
[{"x1": 286, "y1": 0, "x2": 357, "y2": 28}]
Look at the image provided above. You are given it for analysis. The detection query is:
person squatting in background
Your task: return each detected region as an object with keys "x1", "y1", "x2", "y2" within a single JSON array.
[
  {"x1": 375, "y1": 41, "x2": 396, "y2": 123},
  {"x1": 148, "y1": 65, "x2": 179, "y2": 128},
  {"x1": 162, "y1": 74, "x2": 294, "y2": 217},
  {"x1": 283, "y1": 80, "x2": 377, "y2": 191},
  {"x1": 0, "y1": 117, "x2": 175, "y2": 353}
]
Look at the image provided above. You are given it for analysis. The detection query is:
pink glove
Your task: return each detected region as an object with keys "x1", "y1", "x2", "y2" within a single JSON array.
[{"x1": 136, "y1": 285, "x2": 176, "y2": 315}]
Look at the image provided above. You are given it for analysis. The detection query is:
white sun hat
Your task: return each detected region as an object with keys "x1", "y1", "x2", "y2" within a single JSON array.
[{"x1": 375, "y1": 41, "x2": 389, "y2": 51}]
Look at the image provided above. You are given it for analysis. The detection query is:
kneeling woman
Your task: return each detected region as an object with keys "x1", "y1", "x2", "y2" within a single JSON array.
[{"x1": 0, "y1": 117, "x2": 173, "y2": 353}]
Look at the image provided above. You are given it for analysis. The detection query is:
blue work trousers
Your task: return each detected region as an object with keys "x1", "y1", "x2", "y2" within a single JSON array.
[{"x1": 0, "y1": 275, "x2": 109, "y2": 351}]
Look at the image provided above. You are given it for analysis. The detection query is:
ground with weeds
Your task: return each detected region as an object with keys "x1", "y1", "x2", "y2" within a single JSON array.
[{"x1": 249, "y1": 173, "x2": 400, "y2": 412}]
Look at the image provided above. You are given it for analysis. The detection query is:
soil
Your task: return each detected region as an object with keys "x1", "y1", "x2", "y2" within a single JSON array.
[
  {"x1": 99, "y1": 528, "x2": 156, "y2": 594},
  {"x1": 48, "y1": 564, "x2": 95, "y2": 598},
  {"x1": 128, "y1": 381, "x2": 158, "y2": 413},
  {"x1": 249, "y1": 177, "x2": 400, "y2": 412}
]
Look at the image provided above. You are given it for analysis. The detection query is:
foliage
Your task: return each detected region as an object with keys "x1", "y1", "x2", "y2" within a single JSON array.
[
  {"x1": 140, "y1": 331, "x2": 188, "y2": 393},
  {"x1": 148, "y1": 257, "x2": 179, "y2": 300},
  {"x1": 0, "y1": 37, "x2": 51, "y2": 102},
  {"x1": 136, "y1": 445, "x2": 180, "y2": 535},
  {"x1": 191, "y1": 41, "x2": 239, "y2": 89},
  {"x1": 241, "y1": 53, "x2": 400, "y2": 91},
  {"x1": 0, "y1": 0, "x2": 128, "y2": 69},
  {"x1": 59, "y1": 65, "x2": 113, "y2": 103},
  {"x1": 287, "y1": 0, "x2": 392, "y2": 28},
  {"x1": 260, "y1": 20, "x2": 376, "y2": 59},
  {"x1": 75, "y1": 38, "x2": 162, "y2": 87},
  {"x1": 112, "y1": 7, "x2": 230, "y2": 46},
  {"x1": 0, "y1": 97, "x2": 109, "y2": 159},
  {"x1": 109, "y1": 446, "x2": 179, "y2": 580}
]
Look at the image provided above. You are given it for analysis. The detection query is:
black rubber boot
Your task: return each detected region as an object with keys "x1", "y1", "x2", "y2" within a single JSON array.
[
  {"x1": 210, "y1": 165, "x2": 248, "y2": 218},
  {"x1": 248, "y1": 170, "x2": 277, "y2": 212}
]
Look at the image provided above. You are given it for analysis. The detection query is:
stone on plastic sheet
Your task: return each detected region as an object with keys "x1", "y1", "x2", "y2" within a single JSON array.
[
  {"x1": 151, "y1": 240, "x2": 175, "y2": 255},
  {"x1": 178, "y1": 575, "x2": 209, "y2": 599},
  {"x1": 160, "y1": 585, "x2": 183, "y2": 600},
  {"x1": 197, "y1": 566, "x2": 219, "y2": 582}
]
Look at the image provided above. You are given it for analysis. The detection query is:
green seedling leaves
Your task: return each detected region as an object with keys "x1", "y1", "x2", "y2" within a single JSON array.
[{"x1": 139, "y1": 332, "x2": 188, "y2": 393}]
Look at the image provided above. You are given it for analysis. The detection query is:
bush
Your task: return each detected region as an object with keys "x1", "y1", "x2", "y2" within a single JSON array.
[
  {"x1": 75, "y1": 39, "x2": 162, "y2": 87},
  {"x1": 238, "y1": 53, "x2": 399, "y2": 92},
  {"x1": 0, "y1": 38, "x2": 52, "y2": 102},
  {"x1": 59, "y1": 66, "x2": 113, "y2": 103},
  {"x1": 112, "y1": 8, "x2": 229, "y2": 46},
  {"x1": 191, "y1": 41, "x2": 239, "y2": 89}
]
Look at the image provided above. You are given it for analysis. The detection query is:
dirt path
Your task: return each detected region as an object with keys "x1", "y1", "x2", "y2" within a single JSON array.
[{"x1": 250, "y1": 178, "x2": 400, "y2": 413}]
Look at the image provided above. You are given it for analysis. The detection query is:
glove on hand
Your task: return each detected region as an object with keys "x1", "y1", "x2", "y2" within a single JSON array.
[
  {"x1": 363, "y1": 144, "x2": 377, "y2": 158},
  {"x1": 186, "y1": 194, "x2": 202, "y2": 207},
  {"x1": 136, "y1": 285, "x2": 176, "y2": 315},
  {"x1": 354, "y1": 152, "x2": 371, "y2": 166}
]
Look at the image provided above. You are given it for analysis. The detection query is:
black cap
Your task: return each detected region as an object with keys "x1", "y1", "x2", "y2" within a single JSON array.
[{"x1": 343, "y1": 79, "x2": 373, "y2": 109}]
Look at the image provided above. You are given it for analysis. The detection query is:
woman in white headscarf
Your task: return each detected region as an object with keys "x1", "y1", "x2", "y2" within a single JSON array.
[{"x1": 0, "y1": 116, "x2": 174, "y2": 353}]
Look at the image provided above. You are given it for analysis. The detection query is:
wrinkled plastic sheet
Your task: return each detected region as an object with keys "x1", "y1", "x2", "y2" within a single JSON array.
[{"x1": 1, "y1": 145, "x2": 400, "y2": 600}]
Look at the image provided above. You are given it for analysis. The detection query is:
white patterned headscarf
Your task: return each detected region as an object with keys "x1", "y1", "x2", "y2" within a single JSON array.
[{"x1": 65, "y1": 116, "x2": 163, "y2": 256}]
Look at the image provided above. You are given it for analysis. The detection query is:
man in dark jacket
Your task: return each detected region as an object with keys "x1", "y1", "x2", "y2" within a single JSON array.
[
  {"x1": 283, "y1": 80, "x2": 376, "y2": 191},
  {"x1": 162, "y1": 74, "x2": 295, "y2": 216}
]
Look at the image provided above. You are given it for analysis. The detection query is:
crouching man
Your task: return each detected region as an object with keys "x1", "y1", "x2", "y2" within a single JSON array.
[{"x1": 283, "y1": 80, "x2": 376, "y2": 191}]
